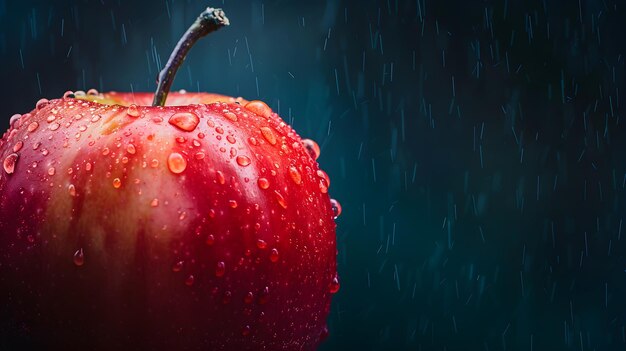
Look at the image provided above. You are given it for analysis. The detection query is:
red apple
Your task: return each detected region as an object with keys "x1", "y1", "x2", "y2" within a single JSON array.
[{"x1": 0, "y1": 7, "x2": 339, "y2": 351}]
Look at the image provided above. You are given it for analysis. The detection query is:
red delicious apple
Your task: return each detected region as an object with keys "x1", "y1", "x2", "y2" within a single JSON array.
[{"x1": 0, "y1": 7, "x2": 340, "y2": 351}]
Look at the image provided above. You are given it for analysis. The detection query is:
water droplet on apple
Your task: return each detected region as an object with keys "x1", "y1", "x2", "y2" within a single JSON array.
[
  {"x1": 288, "y1": 166, "x2": 302, "y2": 184},
  {"x1": 195, "y1": 152, "x2": 205, "y2": 160},
  {"x1": 172, "y1": 260, "x2": 184, "y2": 272},
  {"x1": 127, "y1": 104, "x2": 140, "y2": 117},
  {"x1": 167, "y1": 152, "x2": 187, "y2": 174},
  {"x1": 3, "y1": 154, "x2": 18, "y2": 174},
  {"x1": 256, "y1": 239, "x2": 267, "y2": 249},
  {"x1": 126, "y1": 144, "x2": 136, "y2": 154},
  {"x1": 150, "y1": 159, "x2": 159, "y2": 168},
  {"x1": 229, "y1": 200, "x2": 238, "y2": 209},
  {"x1": 245, "y1": 100, "x2": 272, "y2": 118},
  {"x1": 185, "y1": 274, "x2": 195, "y2": 286},
  {"x1": 330, "y1": 199, "x2": 342, "y2": 219},
  {"x1": 91, "y1": 115, "x2": 101, "y2": 123},
  {"x1": 49, "y1": 122, "x2": 60, "y2": 131},
  {"x1": 302, "y1": 139, "x2": 320, "y2": 160},
  {"x1": 168, "y1": 111, "x2": 200, "y2": 132},
  {"x1": 206, "y1": 234, "x2": 215, "y2": 246},
  {"x1": 215, "y1": 261, "x2": 226, "y2": 277},
  {"x1": 319, "y1": 180, "x2": 328, "y2": 194},
  {"x1": 269, "y1": 248, "x2": 279, "y2": 263},
  {"x1": 63, "y1": 91, "x2": 75, "y2": 99},
  {"x1": 36, "y1": 98, "x2": 49, "y2": 110},
  {"x1": 257, "y1": 177, "x2": 270, "y2": 189},
  {"x1": 258, "y1": 286, "x2": 269, "y2": 304},
  {"x1": 215, "y1": 126, "x2": 224, "y2": 134},
  {"x1": 226, "y1": 135, "x2": 236, "y2": 144},
  {"x1": 224, "y1": 112, "x2": 238, "y2": 122},
  {"x1": 274, "y1": 190, "x2": 287, "y2": 209},
  {"x1": 73, "y1": 248, "x2": 84, "y2": 266},
  {"x1": 48, "y1": 167, "x2": 56, "y2": 176},
  {"x1": 260, "y1": 127, "x2": 277, "y2": 145},
  {"x1": 113, "y1": 178, "x2": 121, "y2": 188},
  {"x1": 68, "y1": 184, "x2": 76, "y2": 197},
  {"x1": 222, "y1": 291, "x2": 232, "y2": 304},
  {"x1": 27, "y1": 121, "x2": 39, "y2": 132},
  {"x1": 329, "y1": 275, "x2": 340, "y2": 293},
  {"x1": 244, "y1": 292, "x2": 254, "y2": 304},
  {"x1": 241, "y1": 325, "x2": 251, "y2": 336},
  {"x1": 249, "y1": 137, "x2": 258, "y2": 146},
  {"x1": 236, "y1": 155, "x2": 251, "y2": 167},
  {"x1": 87, "y1": 88, "x2": 99, "y2": 95},
  {"x1": 216, "y1": 170, "x2": 225, "y2": 185},
  {"x1": 320, "y1": 326, "x2": 330, "y2": 341},
  {"x1": 12, "y1": 141, "x2": 23, "y2": 153}
]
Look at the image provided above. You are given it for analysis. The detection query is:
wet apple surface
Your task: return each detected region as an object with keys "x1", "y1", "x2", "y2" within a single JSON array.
[{"x1": 0, "y1": 90, "x2": 340, "y2": 350}]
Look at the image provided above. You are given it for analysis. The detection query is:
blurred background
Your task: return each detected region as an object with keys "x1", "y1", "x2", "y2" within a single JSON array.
[{"x1": 1, "y1": 0, "x2": 626, "y2": 349}]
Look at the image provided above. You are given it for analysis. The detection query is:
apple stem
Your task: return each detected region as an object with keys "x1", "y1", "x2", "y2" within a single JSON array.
[{"x1": 152, "y1": 7, "x2": 230, "y2": 107}]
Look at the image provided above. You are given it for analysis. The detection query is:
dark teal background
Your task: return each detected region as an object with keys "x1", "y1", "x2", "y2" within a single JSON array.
[{"x1": 1, "y1": 0, "x2": 626, "y2": 350}]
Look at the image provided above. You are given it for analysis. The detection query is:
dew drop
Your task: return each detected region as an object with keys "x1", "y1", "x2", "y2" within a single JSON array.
[
  {"x1": 195, "y1": 152, "x2": 205, "y2": 160},
  {"x1": 260, "y1": 127, "x2": 276, "y2": 145},
  {"x1": 215, "y1": 126, "x2": 224, "y2": 134},
  {"x1": 256, "y1": 239, "x2": 267, "y2": 249},
  {"x1": 329, "y1": 275, "x2": 340, "y2": 294},
  {"x1": 167, "y1": 153, "x2": 187, "y2": 174},
  {"x1": 319, "y1": 180, "x2": 328, "y2": 194},
  {"x1": 244, "y1": 292, "x2": 254, "y2": 304},
  {"x1": 49, "y1": 122, "x2": 60, "y2": 131},
  {"x1": 113, "y1": 178, "x2": 121, "y2": 188},
  {"x1": 13, "y1": 141, "x2": 23, "y2": 153},
  {"x1": 126, "y1": 144, "x2": 136, "y2": 154},
  {"x1": 224, "y1": 112, "x2": 238, "y2": 122},
  {"x1": 257, "y1": 177, "x2": 270, "y2": 190},
  {"x1": 248, "y1": 137, "x2": 258, "y2": 146},
  {"x1": 36, "y1": 98, "x2": 49, "y2": 110},
  {"x1": 241, "y1": 325, "x2": 251, "y2": 336},
  {"x1": 68, "y1": 184, "x2": 76, "y2": 197},
  {"x1": 27, "y1": 122, "x2": 39, "y2": 132},
  {"x1": 127, "y1": 104, "x2": 140, "y2": 117},
  {"x1": 48, "y1": 167, "x2": 56, "y2": 176},
  {"x1": 269, "y1": 248, "x2": 279, "y2": 263},
  {"x1": 185, "y1": 274, "x2": 195, "y2": 286},
  {"x1": 172, "y1": 260, "x2": 184, "y2": 272},
  {"x1": 288, "y1": 166, "x2": 302, "y2": 185},
  {"x1": 3, "y1": 154, "x2": 18, "y2": 174},
  {"x1": 222, "y1": 291, "x2": 232, "y2": 304},
  {"x1": 206, "y1": 234, "x2": 215, "y2": 246},
  {"x1": 150, "y1": 198, "x2": 159, "y2": 207},
  {"x1": 302, "y1": 139, "x2": 321, "y2": 160},
  {"x1": 150, "y1": 159, "x2": 159, "y2": 168},
  {"x1": 215, "y1": 261, "x2": 226, "y2": 277},
  {"x1": 274, "y1": 190, "x2": 287, "y2": 209},
  {"x1": 330, "y1": 199, "x2": 342, "y2": 219},
  {"x1": 87, "y1": 88, "x2": 99, "y2": 95},
  {"x1": 245, "y1": 100, "x2": 272, "y2": 118},
  {"x1": 229, "y1": 200, "x2": 238, "y2": 209},
  {"x1": 258, "y1": 286, "x2": 269, "y2": 304},
  {"x1": 73, "y1": 248, "x2": 84, "y2": 266},
  {"x1": 169, "y1": 111, "x2": 200, "y2": 132},
  {"x1": 226, "y1": 135, "x2": 236, "y2": 144},
  {"x1": 236, "y1": 155, "x2": 251, "y2": 167},
  {"x1": 63, "y1": 91, "x2": 75, "y2": 99}
]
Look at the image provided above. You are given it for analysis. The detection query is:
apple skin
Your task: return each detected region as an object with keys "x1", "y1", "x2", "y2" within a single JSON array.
[{"x1": 0, "y1": 92, "x2": 337, "y2": 350}]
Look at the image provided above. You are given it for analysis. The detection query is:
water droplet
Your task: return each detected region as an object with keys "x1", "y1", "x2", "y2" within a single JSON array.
[
  {"x1": 27, "y1": 122, "x2": 39, "y2": 132},
  {"x1": 256, "y1": 239, "x2": 267, "y2": 249},
  {"x1": 126, "y1": 144, "x2": 136, "y2": 154},
  {"x1": 241, "y1": 325, "x2": 251, "y2": 336},
  {"x1": 91, "y1": 115, "x2": 101, "y2": 123},
  {"x1": 215, "y1": 170, "x2": 226, "y2": 185},
  {"x1": 126, "y1": 104, "x2": 140, "y2": 117},
  {"x1": 329, "y1": 275, "x2": 340, "y2": 293},
  {"x1": 274, "y1": 190, "x2": 287, "y2": 209},
  {"x1": 85, "y1": 163, "x2": 92, "y2": 172},
  {"x1": 215, "y1": 126, "x2": 224, "y2": 134},
  {"x1": 330, "y1": 199, "x2": 342, "y2": 219},
  {"x1": 320, "y1": 326, "x2": 330, "y2": 341},
  {"x1": 224, "y1": 112, "x2": 238, "y2": 122},
  {"x1": 249, "y1": 137, "x2": 258, "y2": 146},
  {"x1": 185, "y1": 274, "x2": 195, "y2": 286},
  {"x1": 150, "y1": 159, "x2": 159, "y2": 168},
  {"x1": 236, "y1": 155, "x2": 251, "y2": 167},
  {"x1": 288, "y1": 166, "x2": 302, "y2": 184},
  {"x1": 319, "y1": 180, "x2": 328, "y2": 194},
  {"x1": 68, "y1": 184, "x2": 76, "y2": 197},
  {"x1": 36, "y1": 98, "x2": 49, "y2": 110},
  {"x1": 172, "y1": 260, "x2": 184, "y2": 272},
  {"x1": 12, "y1": 141, "x2": 23, "y2": 153},
  {"x1": 195, "y1": 152, "x2": 205, "y2": 160},
  {"x1": 63, "y1": 91, "x2": 75, "y2": 99},
  {"x1": 244, "y1": 292, "x2": 254, "y2": 304},
  {"x1": 49, "y1": 122, "x2": 60, "y2": 131},
  {"x1": 257, "y1": 177, "x2": 270, "y2": 189},
  {"x1": 73, "y1": 248, "x2": 84, "y2": 266},
  {"x1": 226, "y1": 135, "x2": 236, "y2": 144},
  {"x1": 150, "y1": 198, "x2": 159, "y2": 207},
  {"x1": 260, "y1": 127, "x2": 276, "y2": 145},
  {"x1": 258, "y1": 286, "x2": 269, "y2": 304},
  {"x1": 206, "y1": 234, "x2": 215, "y2": 246},
  {"x1": 229, "y1": 200, "x2": 238, "y2": 209},
  {"x1": 302, "y1": 139, "x2": 320, "y2": 160},
  {"x1": 113, "y1": 178, "x2": 121, "y2": 188},
  {"x1": 87, "y1": 88, "x2": 99, "y2": 95},
  {"x1": 47, "y1": 167, "x2": 56, "y2": 176},
  {"x1": 269, "y1": 248, "x2": 279, "y2": 263},
  {"x1": 3, "y1": 154, "x2": 18, "y2": 174},
  {"x1": 27, "y1": 234, "x2": 35, "y2": 243},
  {"x1": 168, "y1": 112, "x2": 200, "y2": 132},
  {"x1": 222, "y1": 291, "x2": 232, "y2": 304},
  {"x1": 245, "y1": 100, "x2": 272, "y2": 118},
  {"x1": 167, "y1": 153, "x2": 187, "y2": 174},
  {"x1": 215, "y1": 261, "x2": 226, "y2": 277}
]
